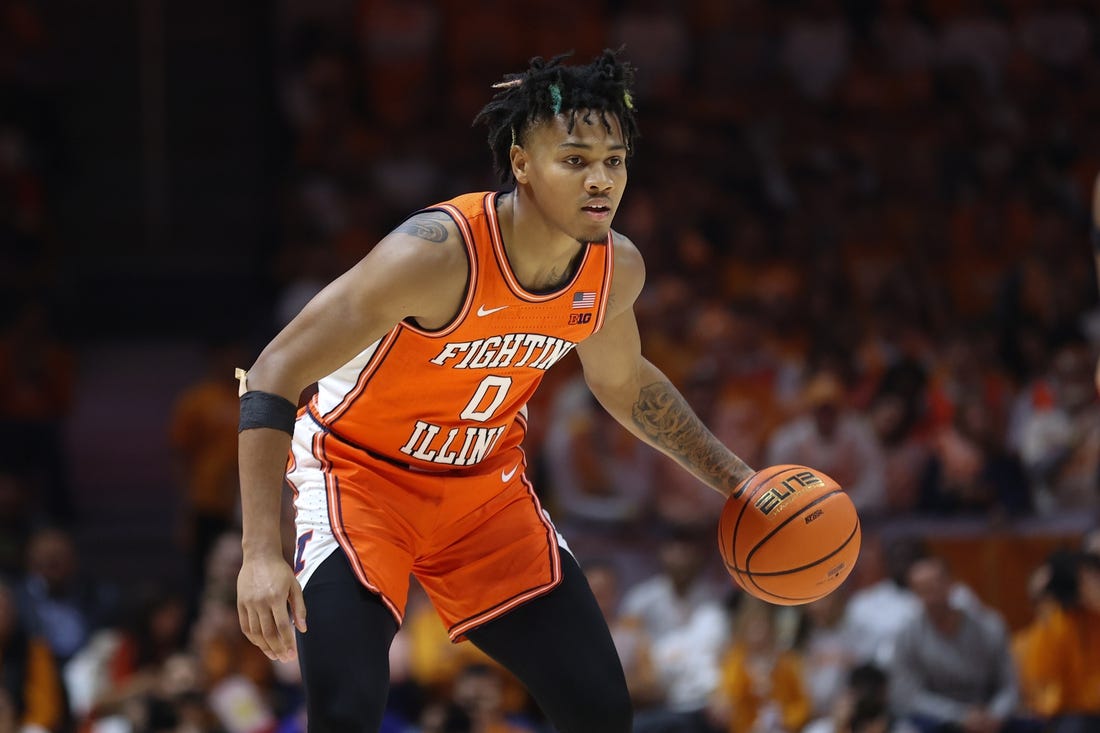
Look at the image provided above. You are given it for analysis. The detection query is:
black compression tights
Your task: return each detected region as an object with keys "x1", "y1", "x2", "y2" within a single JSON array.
[{"x1": 297, "y1": 548, "x2": 632, "y2": 733}]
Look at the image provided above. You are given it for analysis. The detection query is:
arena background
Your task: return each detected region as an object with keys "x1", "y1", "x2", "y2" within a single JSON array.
[{"x1": 3, "y1": 1, "x2": 1099, "y2": 731}]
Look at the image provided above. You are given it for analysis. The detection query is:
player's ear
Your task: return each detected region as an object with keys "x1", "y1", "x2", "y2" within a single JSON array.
[{"x1": 510, "y1": 143, "x2": 529, "y2": 185}]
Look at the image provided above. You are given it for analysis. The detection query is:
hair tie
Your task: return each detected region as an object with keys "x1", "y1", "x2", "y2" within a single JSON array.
[
  {"x1": 623, "y1": 90, "x2": 635, "y2": 110},
  {"x1": 549, "y1": 84, "x2": 562, "y2": 114}
]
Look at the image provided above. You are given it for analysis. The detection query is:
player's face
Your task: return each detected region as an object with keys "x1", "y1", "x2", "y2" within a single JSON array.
[{"x1": 515, "y1": 110, "x2": 628, "y2": 244}]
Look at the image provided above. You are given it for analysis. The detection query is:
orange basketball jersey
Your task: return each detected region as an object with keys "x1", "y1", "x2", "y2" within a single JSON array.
[{"x1": 307, "y1": 191, "x2": 614, "y2": 470}]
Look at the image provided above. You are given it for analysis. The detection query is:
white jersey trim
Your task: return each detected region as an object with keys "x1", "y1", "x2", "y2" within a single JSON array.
[{"x1": 315, "y1": 337, "x2": 383, "y2": 417}]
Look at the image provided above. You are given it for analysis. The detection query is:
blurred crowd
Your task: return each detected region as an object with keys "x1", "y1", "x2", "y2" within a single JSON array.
[
  {"x1": 271, "y1": 0, "x2": 1100, "y2": 527},
  {"x1": 4, "y1": 0, "x2": 1100, "y2": 731},
  {"x1": 1, "y1": 519, "x2": 1098, "y2": 733}
]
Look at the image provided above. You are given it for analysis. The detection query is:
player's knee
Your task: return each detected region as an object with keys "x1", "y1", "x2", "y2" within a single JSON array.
[
  {"x1": 596, "y1": 686, "x2": 633, "y2": 732},
  {"x1": 571, "y1": 675, "x2": 633, "y2": 733},
  {"x1": 586, "y1": 692, "x2": 633, "y2": 732}
]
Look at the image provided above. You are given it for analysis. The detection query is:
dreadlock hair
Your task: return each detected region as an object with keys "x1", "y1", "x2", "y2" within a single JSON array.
[{"x1": 473, "y1": 49, "x2": 640, "y2": 184}]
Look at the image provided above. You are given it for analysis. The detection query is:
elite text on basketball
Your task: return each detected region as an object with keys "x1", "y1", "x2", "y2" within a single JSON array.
[{"x1": 754, "y1": 470, "x2": 826, "y2": 517}]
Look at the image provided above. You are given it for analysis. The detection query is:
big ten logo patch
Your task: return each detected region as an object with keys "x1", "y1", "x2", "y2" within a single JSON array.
[
  {"x1": 754, "y1": 470, "x2": 825, "y2": 517},
  {"x1": 568, "y1": 312, "x2": 592, "y2": 325}
]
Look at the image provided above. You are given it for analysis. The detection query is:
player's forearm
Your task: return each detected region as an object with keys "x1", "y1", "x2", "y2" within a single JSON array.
[
  {"x1": 239, "y1": 428, "x2": 293, "y2": 559},
  {"x1": 631, "y1": 378, "x2": 754, "y2": 497},
  {"x1": 593, "y1": 360, "x2": 754, "y2": 498}
]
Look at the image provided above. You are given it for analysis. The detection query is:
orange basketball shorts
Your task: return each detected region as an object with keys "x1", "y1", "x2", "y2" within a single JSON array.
[{"x1": 286, "y1": 413, "x2": 566, "y2": 641}]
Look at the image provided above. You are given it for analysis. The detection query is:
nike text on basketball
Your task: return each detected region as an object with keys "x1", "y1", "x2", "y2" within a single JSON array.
[
  {"x1": 429, "y1": 333, "x2": 576, "y2": 370},
  {"x1": 477, "y1": 304, "x2": 509, "y2": 317}
]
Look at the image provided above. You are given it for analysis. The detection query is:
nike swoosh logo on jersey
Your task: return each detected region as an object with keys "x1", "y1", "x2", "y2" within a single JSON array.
[
  {"x1": 477, "y1": 304, "x2": 509, "y2": 317},
  {"x1": 501, "y1": 464, "x2": 519, "y2": 482}
]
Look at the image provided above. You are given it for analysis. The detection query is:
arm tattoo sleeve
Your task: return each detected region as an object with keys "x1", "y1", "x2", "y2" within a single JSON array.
[
  {"x1": 631, "y1": 381, "x2": 754, "y2": 496},
  {"x1": 393, "y1": 212, "x2": 451, "y2": 243}
]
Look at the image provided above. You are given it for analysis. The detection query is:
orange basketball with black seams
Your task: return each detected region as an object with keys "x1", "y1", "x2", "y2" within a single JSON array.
[{"x1": 719, "y1": 464, "x2": 860, "y2": 605}]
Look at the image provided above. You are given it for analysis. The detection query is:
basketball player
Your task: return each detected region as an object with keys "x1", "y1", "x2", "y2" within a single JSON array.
[{"x1": 235, "y1": 50, "x2": 756, "y2": 733}]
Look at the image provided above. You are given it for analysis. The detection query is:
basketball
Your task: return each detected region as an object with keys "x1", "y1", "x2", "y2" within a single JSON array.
[{"x1": 719, "y1": 464, "x2": 861, "y2": 605}]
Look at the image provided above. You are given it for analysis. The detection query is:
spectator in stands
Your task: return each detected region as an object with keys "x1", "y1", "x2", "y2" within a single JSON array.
[
  {"x1": 400, "y1": 580, "x2": 531, "y2": 726},
  {"x1": 83, "y1": 648, "x2": 213, "y2": 733},
  {"x1": 841, "y1": 534, "x2": 925, "y2": 668},
  {"x1": 451, "y1": 663, "x2": 539, "y2": 733},
  {"x1": 1019, "y1": 335, "x2": 1100, "y2": 515},
  {"x1": 795, "y1": 586, "x2": 858, "y2": 721},
  {"x1": 919, "y1": 393, "x2": 1031, "y2": 517},
  {"x1": 620, "y1": 523, "x2": 729, "y2": 733},
  {"x1": 76, "y1": 585, "x2": 189, "y2": 730},
  {"x1": 584, "y1": 558, "x2": 661, "y2": 709},
  {"x1": 867, "y1": 388, "x2": 930, "y2": 516},
  {"x1": 206, "y1": 668, "x2": 279, "y2": 733},
  {"x1": 767, "y1": 370, "x2": 888, "y2": 517},
  {"x1": 1013, "y1": 550, "x2": 1074, "y2": 721},
  {"x1": 709, "y1": 595, "x2": 811, "y2": 733},
  {"x1": 143, "y1": 652, "x2": 213, "y2": 733},
  {"x1": 890, "y1": 555, "x2": 1024, "y2": 733},
  {"x1": 804, "y1": 662, "x2": 918, "y2": 733},
  {"x1": 542, "y1": 374, "x2": 655, "y2": 542},
  {"x1": 1084, "y1": 527, "x2": 1100, "y2": 556},
  {"x1": 1013, "y1": 548, "x2": 1100, "y2": 733},
  {"x1": 0, "y1": 579, "x2": 64, "y2": 733},
  {"x1": 17, "y1": 525, "x2": 115, "y2": 665}
]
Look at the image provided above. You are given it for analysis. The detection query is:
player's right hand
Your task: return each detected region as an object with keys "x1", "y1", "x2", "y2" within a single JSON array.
[{"x1": 237, "y1": 551, "x2": 307, "y2": 663}]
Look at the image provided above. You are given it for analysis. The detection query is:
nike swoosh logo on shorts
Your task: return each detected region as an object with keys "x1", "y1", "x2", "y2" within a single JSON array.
[
  {"x1": 501, "y1": 464, "x2": 519, "y2": 482},
  {"x1": 477, "y1": 304, "x2": 509, "y2": 317}
]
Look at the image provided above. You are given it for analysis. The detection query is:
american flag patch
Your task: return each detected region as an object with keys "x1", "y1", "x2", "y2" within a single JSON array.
[{"x1": 572, "y1": 291, "x2": 596, "y2": 309}]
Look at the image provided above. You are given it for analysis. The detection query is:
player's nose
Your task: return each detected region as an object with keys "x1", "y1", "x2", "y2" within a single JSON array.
[{"x1": 585, "y1": 165, "x2": 613, "y2": 193}]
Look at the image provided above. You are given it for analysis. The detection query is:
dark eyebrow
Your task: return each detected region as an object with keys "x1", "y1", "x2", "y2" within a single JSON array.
[{"x1": 558, "y1": 142, "x2": 629, "y2": 152}]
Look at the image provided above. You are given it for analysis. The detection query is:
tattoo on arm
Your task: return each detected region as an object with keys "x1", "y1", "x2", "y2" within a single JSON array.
[
  {"x1": 393, "y1": 212, "x2": 451, "y2": 243},
  {"x1": 631, "y1": 381, "x2": 754, "y2": 496}
]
